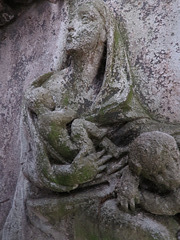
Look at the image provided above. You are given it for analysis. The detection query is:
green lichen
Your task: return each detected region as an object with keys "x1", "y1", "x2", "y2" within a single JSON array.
[
  {"x1": 120, "y1": 88, "x2": 133, "y2": 112},
  {"x1": 118, "y1": 22, "x2": 130, "y2": 52},
  {"x1": 73, "y1": 133, "x2": 82, "y2": 141},
  {"x1": 114, "y1": 26, "x2": 121, "y2": 48},
  {"x1": 63, "y1": 94, "x2": 70, "y2": 106},
  {"x1": 32, "y1": 72, "x2": 53, "y2": 88},
  {"x1": 38, "y1": 149, "x2": 75, "y2": 188},
  {"x1": 75, "y1": 165, "x2": 95, "y2": 184},
  {"x1": 48, "y1": 123, "x2": 59, "y2": 145},
  {"x1": 54, "y1": 170, "x2": 75, "y2": 187},
  {"x1": 37, "y1": 149, "x2": 58, "y2": 185},
  {"x1": 47, "y1": 123, "x2": 74, "y2": 160}
]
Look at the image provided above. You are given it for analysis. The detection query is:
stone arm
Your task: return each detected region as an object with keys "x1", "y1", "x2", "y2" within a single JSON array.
[
  {"x1": 22, "y1": 122, "x2": 112, "y2": 193},
  {"x1": 140, "y1": 188, "x2": 180, "y2": 216},
  {"x1": 51, "y1": 150, "x2": 111, "y2": 190}
]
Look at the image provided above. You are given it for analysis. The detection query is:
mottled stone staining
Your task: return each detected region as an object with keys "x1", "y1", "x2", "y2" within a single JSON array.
[{"x1": 0, "y1": 0, "x2": 34, "y2": 27}]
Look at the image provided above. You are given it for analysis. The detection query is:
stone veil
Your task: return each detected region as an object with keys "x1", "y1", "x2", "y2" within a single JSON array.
[{"x1": 2, "y1": 0, "x2": 180, "y2": 239}]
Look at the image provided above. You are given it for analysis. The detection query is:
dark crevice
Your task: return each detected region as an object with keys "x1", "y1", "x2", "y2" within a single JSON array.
[
  {"x1": 92, "y1": 41, "x2": 107, "y2": 95},
  {"x1": 29, "y1": 109, "x2": 38, "y2": 125},
  {"x1": 0, "y1": 198, "x2": 10, "y2": 204},
  {"x1": 4, "y1": 0, "x2": 19, "y2": 8},
  {"x1": 4, "y1": 0, "x2": 34, "y2": 7},
  {"x1": 66, "y1": 120, "x2": 74, "y2": 137},
  {"x1": 107, "y1": 122, "x2": 140, "y2": 147},
  {"x1": 139, "y1": 178, "x2": 172, "y2": 196}
]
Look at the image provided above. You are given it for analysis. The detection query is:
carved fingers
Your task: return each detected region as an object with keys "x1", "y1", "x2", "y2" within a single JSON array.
[
  {"x1": 97, "y1": 151, "x2": 112, "y2": 164},
  {"x1": 117, "y1": 193, "x2": 140, "y2": 212},
  {"x1": 116, "y1": 166, "x2": 140, "y2": 212},
  {"x1": 97, "y1": 153, "x2": 112, "y2": 173},
  {"x1": 83, "y1": 149, "x2": 112, "y2": 173},
  {"x1": 100, "y1": 137, "x2": 128, "y2": 158},
  {"x1": 92, "y1": 151, "x2": 112, "y2": 180},
  {"x1": 72, "y1": 149, "x2": 112, "y2": 184},
  {"x1": 107, "y1": 156, "x2": 128, "y2": 175}
]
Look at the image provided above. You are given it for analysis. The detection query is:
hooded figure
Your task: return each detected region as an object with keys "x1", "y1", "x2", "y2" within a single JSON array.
[
  {"x1": 16, "y1": 0, "x2": 145, "y2": 194},
  {"x1": 3, "y1": 1, "x2": 133, "y2": 238},
  {"x1": 3, "y1": 1, "x2": 180, "y2": 240}
]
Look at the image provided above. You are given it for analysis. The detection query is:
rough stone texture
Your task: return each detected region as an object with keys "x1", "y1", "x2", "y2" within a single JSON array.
[
  {"x1": 0, "y1": 0, "x2": 34, "y2": 27},
  {"x1": 0, "y1": 0, "x2": 59, "y2": 27},
  {"x1": 0, "y1": 0, "x2": 180, "y2": 239},
  {"x1": 108, "y1": 0, "x2": 180, "y2": 123},
  {"x1": 0, "y1": 0, "x2": 65, "y2": 234}
]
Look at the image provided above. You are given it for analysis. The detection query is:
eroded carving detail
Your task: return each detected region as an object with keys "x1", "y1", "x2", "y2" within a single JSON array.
[{"x1": 3, "y1": 0, "x2": 180, "y2": 239}]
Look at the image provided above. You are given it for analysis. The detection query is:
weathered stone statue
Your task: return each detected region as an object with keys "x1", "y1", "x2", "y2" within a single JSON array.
[{"x1": 2, "y1": 0, "x2": 180, "y2": 239}]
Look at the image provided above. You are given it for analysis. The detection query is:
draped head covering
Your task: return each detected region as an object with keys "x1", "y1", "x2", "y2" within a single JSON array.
[{"x1": 77, "y1": 0, "x2": 146, "y2": 124}]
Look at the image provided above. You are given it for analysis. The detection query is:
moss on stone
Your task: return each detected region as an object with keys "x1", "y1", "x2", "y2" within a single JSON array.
[
  {"x1": 63, "y1": 94, "x2": 70, "y2": 106},
  {"x1": 32, "y1": 72, "x2": 53, "y2": 88},
  {"x1": 47, "y1": 123, "x2": 73, "y2": 159}
]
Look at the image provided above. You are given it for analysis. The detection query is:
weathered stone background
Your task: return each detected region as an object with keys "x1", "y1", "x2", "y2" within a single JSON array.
[
  {"x1": 0, "y1": 0, "x2": 65, "y2": 234},
  {"x1": 108, "y1": 0, "x2": 180, "y2": 123},
  {"x1": 0, "y1": 0, "x2": 179, "y2": 235}
]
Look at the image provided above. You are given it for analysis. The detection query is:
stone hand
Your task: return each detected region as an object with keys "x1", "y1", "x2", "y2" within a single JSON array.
[
  {"x1": 72, "y1": 150, "x2": 112, "y2": 184},
  {"x1": 116, "y1": 166, "x2": 140, "y2": 211}
]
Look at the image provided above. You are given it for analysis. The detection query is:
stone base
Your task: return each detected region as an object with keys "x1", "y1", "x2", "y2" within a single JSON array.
[{"x1": 26, "y1": 187, "x2": 180, "y2": 240}]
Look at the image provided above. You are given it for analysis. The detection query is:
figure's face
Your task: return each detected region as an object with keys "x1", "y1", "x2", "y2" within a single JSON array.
[
  {"x1": 154, "y1": 150, "x2": 180, "y2": 190},
  {"x1": 66, "y1": 4, "x2": 106, "y2": 53}
]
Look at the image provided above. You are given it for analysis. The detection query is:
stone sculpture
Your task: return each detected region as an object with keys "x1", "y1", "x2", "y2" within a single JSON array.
[{"x1": 3, "y1": 0, "x2": 180, "y2": 239}]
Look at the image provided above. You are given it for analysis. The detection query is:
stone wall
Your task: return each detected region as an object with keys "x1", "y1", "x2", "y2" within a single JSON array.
[{"x1": 0, "y1": 0, "x2": 179, "y2": 237}]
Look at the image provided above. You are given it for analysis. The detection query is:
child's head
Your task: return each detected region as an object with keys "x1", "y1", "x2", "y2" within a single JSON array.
[{"x1": 129, "y1": 131, "x2": 180, "y2": 190}]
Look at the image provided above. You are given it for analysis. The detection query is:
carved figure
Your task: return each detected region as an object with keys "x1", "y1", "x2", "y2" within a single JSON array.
[
  {"x1": 116, "y1": 131, "x2": 180, "y2": 215},
  {"x1": 3, "y1": 0, "x2": 180, "y2": 239},
  {"x1": 22, "y1": 0, "x2": 180, "y2": 216},
  {"x1": 22, "y1": 0, "x2": 122, "y2": 192}
]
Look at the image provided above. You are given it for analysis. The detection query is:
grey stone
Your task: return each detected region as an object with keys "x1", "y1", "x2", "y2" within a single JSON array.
[
  {"x1": 1, "y1": 0, "x2": 180, "y2": 239},
  {"x1": 0, "y1": 0, "x2": 64, "y2": 233}
]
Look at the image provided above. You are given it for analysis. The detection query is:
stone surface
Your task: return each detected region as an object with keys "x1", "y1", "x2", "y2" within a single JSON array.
[
  {"x1": 0, "y1": 0, "x2": 180, "y2": 239},
  {"x1": 0, "y1": 0, "x2": 65, "y2": 233},
  {"x1": 0, "y1": 0, "x2": 14, "y2": 26},
  {"x1": 0, "y1": 1, "x2": 59, "y2": 27},
  {"x1": 109, "y1": 0, "x2": 180, "y2": 124}
]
